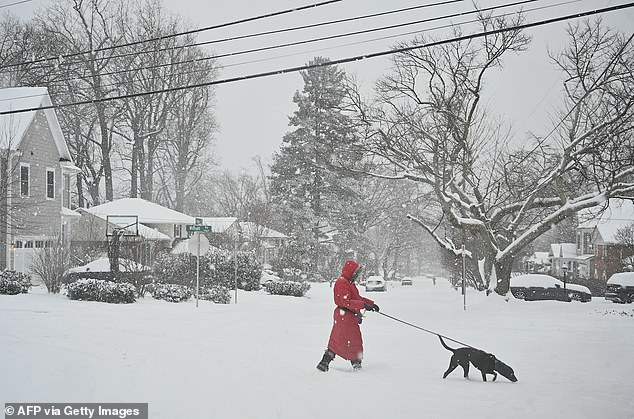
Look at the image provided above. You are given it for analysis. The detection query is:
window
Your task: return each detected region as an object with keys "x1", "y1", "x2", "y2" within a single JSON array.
[
  {"x1": 24, "y1": 241, "x2": 34, "y2": 248},
  {"x1": 35, "y1": 241, "x2": 45, "y2": 248},
  {"x1": 14, "y1": 241, "x2": 23, "y2": 248},
  {"x1": 174, "y1": 224, "x2": 182, "y2": 238},
  {"x1": 20, "y1": 164, "x2": 30, "y2": 196},
  {"x1": 46, "y1": 169, "x2": 55, "y2": 199}
]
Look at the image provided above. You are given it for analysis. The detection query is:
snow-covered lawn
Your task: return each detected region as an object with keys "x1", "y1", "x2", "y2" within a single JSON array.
[{"x1": 2, "y1": 277, "x2": 633, "y2": 419}]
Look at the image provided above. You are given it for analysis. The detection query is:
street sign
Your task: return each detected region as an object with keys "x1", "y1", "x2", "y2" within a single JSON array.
[
  {"x1": 195, "y1": 217, "x2": 203, "y2": 225},
  {"x1": 188, "y1": 234, "x2": 210, "y2": 255},
  {"x1": 186, "y1": 224, "x2": 212, "y2": 233}
]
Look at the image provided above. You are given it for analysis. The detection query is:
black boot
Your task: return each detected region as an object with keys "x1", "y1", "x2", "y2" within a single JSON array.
[
  {"x1": 316, "y1": 350, "x2": 335, "y2": 372},
  {"x1": 351, "y1": 359, "x2": 362, "y2": 371}
]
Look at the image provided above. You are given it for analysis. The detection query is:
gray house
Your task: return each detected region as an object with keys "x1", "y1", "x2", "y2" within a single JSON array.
[{"x1": 0, "y1": 87, "x2": 80, "y2": 273}]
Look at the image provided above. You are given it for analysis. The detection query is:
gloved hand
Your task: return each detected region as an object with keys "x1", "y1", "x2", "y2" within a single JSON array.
[{"x1": 364, "y1": 302, "x2": 380, "y2": 312}]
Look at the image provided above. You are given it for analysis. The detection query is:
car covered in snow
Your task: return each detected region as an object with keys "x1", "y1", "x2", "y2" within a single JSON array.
[
  {"x1": 401, "y1": 277, "x2": 413, "y2": 286},
  {"x1": 510, "y1": 274, "x2": 591, "y2": 302},
  {"x1": 605, "y1": 272, "x2": 634, "y2": 303},
  {"x1": 365, "y1": 275, "x2": 387, "y2": 292}
]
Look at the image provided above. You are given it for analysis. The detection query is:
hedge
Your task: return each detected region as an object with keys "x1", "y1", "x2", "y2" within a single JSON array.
[
  {"x1": 67, "y1": 278, "x2": 136, "y2": 304},
  {"x1": 0, "y1": 270, "x2": 32, "y2": 295},
  {"x1": 263, "y1": 281, "x2": 311, "y2": 297}
]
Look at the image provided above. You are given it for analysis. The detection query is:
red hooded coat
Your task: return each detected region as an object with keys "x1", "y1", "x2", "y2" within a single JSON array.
[{"x1": 327, "y1": 260, "x2": 375, "y2": 361}]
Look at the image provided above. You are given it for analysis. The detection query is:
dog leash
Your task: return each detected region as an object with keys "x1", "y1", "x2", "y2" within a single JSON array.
[{"x1": 377, "y1": 311, "x2": 477, "y2": 350}]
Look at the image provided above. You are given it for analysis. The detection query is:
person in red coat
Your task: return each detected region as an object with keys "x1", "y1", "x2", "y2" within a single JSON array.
[{"x1": 316, "y1": 259, "x2": 380, "y2": 372}]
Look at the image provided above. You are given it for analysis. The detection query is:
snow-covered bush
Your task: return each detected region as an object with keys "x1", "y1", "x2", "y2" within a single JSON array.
[
  {"x1": 152, "y1": 249, "x2": 262, "y2": 292},
  {"x1": 151, "y1": 283, "x2": 192, "y2": 303},
  {"x1": 263, "y1": 281, "x2": 310, "y2": 297},
  {"x1": 199, "y1": 285, "x2": 231, "y2": 304},
  {"x1": 67, "y1": 279, "x2": 136, "y2": 303},
  {"x1": 0, "y1": 270, "x2": 32, "y2": 295}
]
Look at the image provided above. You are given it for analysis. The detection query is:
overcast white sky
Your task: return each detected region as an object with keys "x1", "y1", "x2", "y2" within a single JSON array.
[{"x1": 8, "y1": 0, "x2": 634, "y2": 174}]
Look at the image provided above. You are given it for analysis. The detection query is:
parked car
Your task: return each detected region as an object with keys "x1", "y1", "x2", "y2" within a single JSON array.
[
  {"x1": 510, "y1": 274, "x2": 591, "y2": 303},
  {"x1": 401, "y1": 277, "x2": 413, "y2": 286},
  {"x1": 365, "y1": 275, "x2": 387, "y2": 292},
  {"x1": 605, "y1": 272, "x2": 634, "y2": 303}
]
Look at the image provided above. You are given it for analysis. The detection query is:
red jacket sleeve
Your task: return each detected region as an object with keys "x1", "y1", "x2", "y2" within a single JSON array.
[{"x1": 333, "y1": 278, "x2": 373, "y2": 312}]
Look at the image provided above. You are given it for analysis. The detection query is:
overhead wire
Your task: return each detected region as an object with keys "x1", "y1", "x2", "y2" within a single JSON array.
[
  {"x1": 26, "y1": 0, "x2": 467, "y2": 71},
  {"x1": 0, "y1": 0, "x2": 344, "y2": 69},
  {"x1": 0, "y1": 0, "x2": 31, "y2": 9},
  {"x1": 17, "y1": 0, "x2": 548, "y2": 90},
  {"x1": 1, "y1": 1, "x2": 632, "y2": 116},
  {"x1": 32, "y1": 0, "x2": 581, "y2": 94}
]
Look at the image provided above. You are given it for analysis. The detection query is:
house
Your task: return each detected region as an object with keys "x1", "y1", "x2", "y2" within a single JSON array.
[
  {"x1": 0, "y1": 87, "x2": 81, "y2": 273},
  {"x1": 237, "y1": 221, "x2": 289, "y2": 265},
  {"x1": 549, "y1": 243, "x2": 577, "y2": 279},
  {"x1": 71, "y1": 208, "x2": 171, "y2": 266},
  {"x1": 83, "y1": 197, "x2": 196, "y2": 243},
  {"x1": 579, "y1": 199, "x2": 634, "y2": 281}
]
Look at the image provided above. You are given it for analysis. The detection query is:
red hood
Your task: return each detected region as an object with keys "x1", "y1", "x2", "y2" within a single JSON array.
[{"x1": 341, "y1": 260, "x2": 360, "y2": 281}]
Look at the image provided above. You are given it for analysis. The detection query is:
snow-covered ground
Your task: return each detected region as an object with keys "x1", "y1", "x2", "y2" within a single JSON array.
[{"x1": 2, "y1": 277, "x2": 633, "y2": 419}]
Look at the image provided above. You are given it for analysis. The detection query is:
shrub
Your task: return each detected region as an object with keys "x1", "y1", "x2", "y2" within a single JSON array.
[
  {"x1": 152, "y1": 249, "x2": 263, "y2": 292},
  {"x1": 67, "y1": 279, "x2": 136, "y2": 303},
  {"x1": 151, "y1": 283, "x2": 192, "y2": 303},
  {"x1": 64, "y1": 271, "x2": 152, "y2": 297},
  {"x1": 0, "y1": 270, "x2": 32, "y2": 295},
  {"x1": 263, "y1": 281, "x2": 310, "y2": 297},
  {"x1": 199, "y1": 285, "x2": 231, "y2": 304}
]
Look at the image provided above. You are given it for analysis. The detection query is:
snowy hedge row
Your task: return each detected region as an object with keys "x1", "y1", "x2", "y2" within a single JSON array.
[
  {"x1": 67, "y1": 279, "x2": 136, "y2": 304},
  {"x1": 153, "y1": 249, "x2": 262, "y2": 291},
  {"x1": 0, "y1": 270, "x2": 32, "y2": 295},
  {"x1": 151, "y1": 283, "x2": 192, "y2": 303},
  {"x1": 199, "y1": 285, "x2": 231, "y2": 304},
  {"x1": 263, "y1": 281, "x2": 311, "y2": 297}
]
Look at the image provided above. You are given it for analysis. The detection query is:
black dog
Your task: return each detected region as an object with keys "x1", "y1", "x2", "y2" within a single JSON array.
[{"x1": 439, "y1": 336, "x2": 518, "y2": 382}]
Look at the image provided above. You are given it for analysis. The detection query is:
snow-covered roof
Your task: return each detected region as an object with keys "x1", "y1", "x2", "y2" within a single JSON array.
[
  {"x1": 578, "y1": 199, "x2": 634, "y2": 243},
  {"x1": 549, "y1": 243, "x2": 576, "y2": 258},
  {"x1": 77, "y1": 207, "x2": 171, "y2": 241},
  {"x1": 87, "y1": 198, "x2": 196, "y2": 225},
  {"x1": 0, "y1": 87, "x2": 73, "y2": 161},
  {"x1": 199, "y1": 217, "x2": 238, "y2": 233},
  {"x1": 170, "y1": 237, "x2": 220, "y2": 255},
  {"x1": 68, "y1": 257, "x2": 150, "y2": 273},
  {"x1": 528, "y1": 251, "x2": 550, "y2": 264},
  {"x1": 239, "y1": 221, "x2": 288, "y2": 239}
]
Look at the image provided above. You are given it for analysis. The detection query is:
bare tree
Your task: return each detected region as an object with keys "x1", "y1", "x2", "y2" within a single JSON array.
[
  {"x1": 30, "y1": 240, "x2": 70, "y2": 293},
  {"x1": 347, "y1": 15, "x2": 634, "y2": 295}
]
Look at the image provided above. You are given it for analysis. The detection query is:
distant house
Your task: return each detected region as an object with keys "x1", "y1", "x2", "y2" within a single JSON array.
[
  {"x1": 238, "y1": 221, "x2": 289, "y2": 265},
  {"x1": 71, "y1": 198, "x2": 195, "y2": 266},
  {"x1": 0, "y1": 87, "x2": 81, "y2": 273},
  {"x1": 83, "y1": 197, "x2": 195, "y2": 243},
  {"x1": 549, "y1": 243, "x2": 577, "y2": 278},
  {"x1": 579, "y1": 199, "x2": 634, "y2": 281}
]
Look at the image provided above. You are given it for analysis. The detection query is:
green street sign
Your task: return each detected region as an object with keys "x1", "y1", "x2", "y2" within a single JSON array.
[{"x1": 186, "y1": 224, "x2": 212, "y2": 233}]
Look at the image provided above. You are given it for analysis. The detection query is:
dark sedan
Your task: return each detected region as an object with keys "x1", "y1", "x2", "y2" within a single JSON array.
[{"x1": 511, "y1": 274, "x2": 592, "y2": 303}]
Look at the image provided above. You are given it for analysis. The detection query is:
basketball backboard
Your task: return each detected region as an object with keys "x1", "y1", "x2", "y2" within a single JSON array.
[{"x1": 106, "y1": 215, "x2": 139, "y2": 237}]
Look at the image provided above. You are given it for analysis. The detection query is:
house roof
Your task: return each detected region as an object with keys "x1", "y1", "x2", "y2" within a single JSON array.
[
  {"x1": 86, "y1": 198, "x2": 195, "y2": 225},
  {"x1": 200, "y1": 217, "x2": 238, "y2": 233},
  {"x1": 239, "y1": 221, "x2": 289, "y2": 239},
  {"x1": 77, "y1": 208, "x2": 171, "y2": 241},
  {"x1": 0, "y1": 87, "x2": 73, "y2": 161},
  {"x1": 579, "y1": 199, "x2": 634, "y2": 244},
  {"x1": 550, "y1": 243, "x2": 576, "y2": 259}
]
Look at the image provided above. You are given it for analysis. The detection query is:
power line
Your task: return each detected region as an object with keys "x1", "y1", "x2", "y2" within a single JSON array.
[
  {"x1": 0, "y1": 0, "x2": 31, "y2": 9},
  {"x1": 32, "y1": 0, "x2": 468, "y2": 71},
  {"x1": 21, "y1": 0, "x2": 542, "y2": 88},
  {"x1": 1, "y1": 0, "x2": 344, "y2": 69},
  {"x1": 34, "y1": 0, "x2": 579, "y2": 94},
  {"x1": 1, "y1": 1, "x2": 633, "y2": 116}
]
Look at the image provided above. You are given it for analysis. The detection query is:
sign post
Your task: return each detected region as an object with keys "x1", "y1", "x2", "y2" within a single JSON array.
[{"x1": 186, "y1": 224, "x2": 212, "y2": 307}]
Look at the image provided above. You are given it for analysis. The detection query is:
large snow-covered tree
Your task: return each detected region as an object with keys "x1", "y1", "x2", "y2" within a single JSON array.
[
  {"x1": 269, "y1": 57, "x2": 360, "y2": 275},
  {"x1": 348, "y1": 15, "x2": 634, "y2": 295}
]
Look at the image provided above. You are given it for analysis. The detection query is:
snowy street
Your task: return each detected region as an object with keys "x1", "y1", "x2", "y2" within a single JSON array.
[{"x1": 1, "y1": 278, "x2": 633, "y2": 419}]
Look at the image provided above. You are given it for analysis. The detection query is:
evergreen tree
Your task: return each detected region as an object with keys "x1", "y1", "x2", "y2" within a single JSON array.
[{"x1": 269, "y1": 57, "x2": 359, "y2": 276}]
